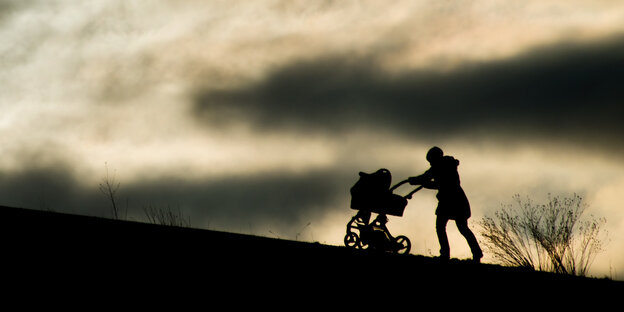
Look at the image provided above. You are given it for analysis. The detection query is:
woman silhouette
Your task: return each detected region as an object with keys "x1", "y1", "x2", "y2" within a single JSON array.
[{"x1": 409, "y1": 146, "x2": 482, "y2": 262}]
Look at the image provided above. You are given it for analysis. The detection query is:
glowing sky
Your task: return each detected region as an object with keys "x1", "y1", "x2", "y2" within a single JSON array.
[{"x1": 2, "y1": 0, "x2": 624, "y2": 279}]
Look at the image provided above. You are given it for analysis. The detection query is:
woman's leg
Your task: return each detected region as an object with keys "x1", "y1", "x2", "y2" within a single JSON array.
[
  {"x1": 455, "y1": 218, "x2": 483, "y2": 261},
  {"x1": 436, "y1": 216, "x2": 450, "y2": 259}
]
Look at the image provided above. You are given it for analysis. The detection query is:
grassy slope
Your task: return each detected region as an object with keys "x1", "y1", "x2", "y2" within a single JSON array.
[{"x1": 1, "y1": 205, "x2": 621, "y2": 305}]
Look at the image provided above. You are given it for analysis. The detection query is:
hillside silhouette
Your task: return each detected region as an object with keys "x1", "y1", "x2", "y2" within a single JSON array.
[{"x1": 1, "y1": 205, "x2": 620, "y2": 304}]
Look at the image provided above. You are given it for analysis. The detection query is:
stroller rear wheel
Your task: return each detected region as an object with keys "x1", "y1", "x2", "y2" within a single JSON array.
[{"x1": 394, "y1": 235, "x2": 411, "y2": 254}]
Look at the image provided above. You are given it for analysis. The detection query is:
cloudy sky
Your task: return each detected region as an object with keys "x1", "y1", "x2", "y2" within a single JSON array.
[{"x1": 2, "y1": 0, "x2": 624, "y2": 279}]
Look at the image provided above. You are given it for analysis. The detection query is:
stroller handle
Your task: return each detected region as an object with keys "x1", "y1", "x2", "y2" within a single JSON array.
[
  {"x1": 390, "y1": 179, "x2": 424, "y2": 199},
  {"x1": 389, "y1": 179, "x2": 409, "y2": 191},
  {"x1": 405, "y1": 185, "x2": 424, "y2": 199}
]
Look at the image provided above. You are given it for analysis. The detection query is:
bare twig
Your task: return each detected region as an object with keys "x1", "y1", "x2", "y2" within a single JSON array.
[
  {"x1": 99, "y1": 162, "x2": 121, "y2": 219},
  {"x1": 142, "y1": 203, "x2": 191, "y2": 227},
  {"x1": 479, "y1": 194, "x2": 607, "y2": 276}
]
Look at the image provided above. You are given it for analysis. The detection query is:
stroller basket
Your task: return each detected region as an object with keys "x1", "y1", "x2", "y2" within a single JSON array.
[{"x1": 350, "y1": 168, "x2": 408, "y2": 217}]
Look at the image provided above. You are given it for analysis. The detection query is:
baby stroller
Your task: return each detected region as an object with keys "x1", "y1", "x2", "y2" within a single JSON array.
[{"x1": 344, "y1": 169, "x2": 422, "y2": 254}]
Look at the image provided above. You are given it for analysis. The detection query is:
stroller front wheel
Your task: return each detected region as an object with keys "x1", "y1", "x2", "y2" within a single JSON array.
[{"x1": 344, "y1": 232, "x2": 360, "y2": 249}]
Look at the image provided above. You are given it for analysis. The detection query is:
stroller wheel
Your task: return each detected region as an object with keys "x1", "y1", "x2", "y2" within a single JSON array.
[
  {"x1": 344, "y1": 232, "x2": 360, "y2": 249},
  {"x1": 394, "y1": 235, "x2": 411, "y2": 254}
]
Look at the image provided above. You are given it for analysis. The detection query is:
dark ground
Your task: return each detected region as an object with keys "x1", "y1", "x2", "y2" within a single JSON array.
[{"x1": 1, "y1": 205, "x2": 621, "y2": 307}]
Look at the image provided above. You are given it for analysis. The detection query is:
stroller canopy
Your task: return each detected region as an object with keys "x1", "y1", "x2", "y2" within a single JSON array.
[{"x1": 350, "y1": 169, "x2": 407, "y2": 217}]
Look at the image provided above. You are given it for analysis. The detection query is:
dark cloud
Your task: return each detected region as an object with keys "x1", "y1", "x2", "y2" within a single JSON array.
[
  {"x1": 0, "y1": 161, "x2": 352, "y2": 236},
  {"x1": 193, "y1": 35, "x2": 624, "y2": 152},
  {"x1": 121, "y1": 169, "x2": 351, "y2": 233},
  {"x1": 0, "y1": 163, "x2": 103, "y2": 215}
]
